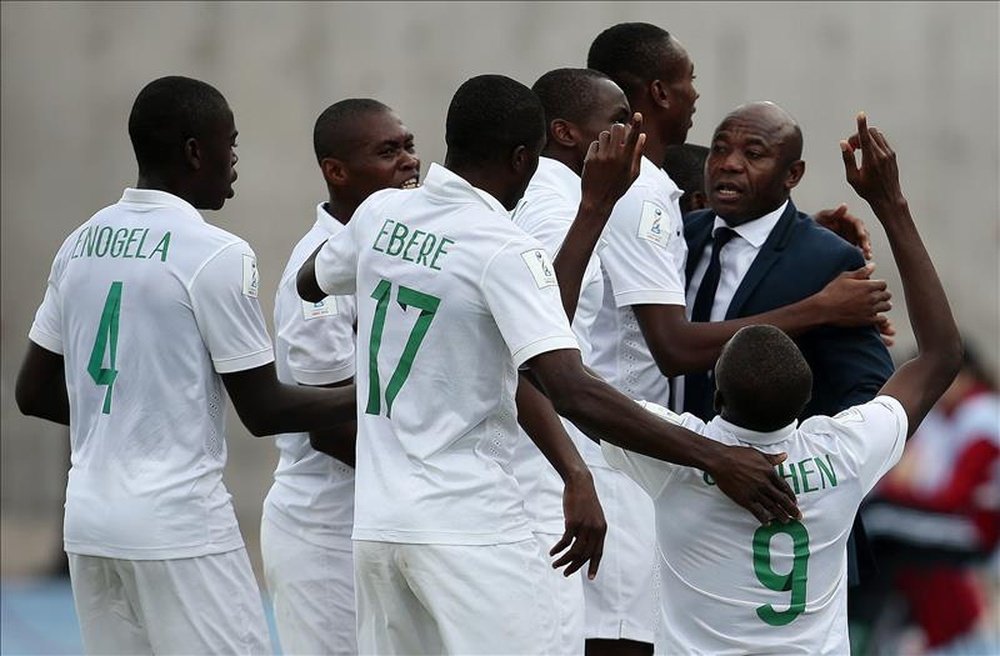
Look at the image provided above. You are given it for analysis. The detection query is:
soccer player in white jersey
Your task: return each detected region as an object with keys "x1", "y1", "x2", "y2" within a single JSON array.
[
  {"x1": 601, "y1": 113, "x2": 962, "y2": 655},
  {"x1": 15, "y1": 76, "x2": 356, "y2": 655},
  {"x1": 584, "y1": 25, "x2": 896, "y2": 655},
  {"x1": 298, "y1": 74, "x2": 804, "y2": 655},
  {"x1": 509, "y1": 68, "x2": 633, "y2": 655},
  {"x1": 261, "y1": 98, "x2": 420, "y2": 655}
]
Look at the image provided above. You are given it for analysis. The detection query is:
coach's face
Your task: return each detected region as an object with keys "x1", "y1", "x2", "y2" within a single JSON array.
[
  {"x1": 706, "y1": 106, "x2": 803, "y2": 225},
  {"x1": 192, "y1": 107, "x2": 239, "y2": 211}
]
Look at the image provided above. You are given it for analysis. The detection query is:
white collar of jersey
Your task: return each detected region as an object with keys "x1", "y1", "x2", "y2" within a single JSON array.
[
  {"x1": 120, "y1": 188, "x2": 204, "y2": 222},
  {"x1": 710, "y1": 415, "x2": 797, "y2": 445},
  {"x1": 315, "y1": 202, "x2": 346, "y2": 234},
  {"x1": 536, "y1": 156, "x2": 582, "y2": 197},
  {"x1": 640, "y1": 156, "x2": 683, "y2": 201},
  {"x1": 714, "y1": 200, "x2": 788, "y2": 249},
  {"x1": 422, "y1": 163, "x2": 509, "y2": 215}
]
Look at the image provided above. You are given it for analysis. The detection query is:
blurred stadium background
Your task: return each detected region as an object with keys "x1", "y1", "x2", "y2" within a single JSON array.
[{"x1": 2, "y1": 2, "x2": 997, "y2": 653}]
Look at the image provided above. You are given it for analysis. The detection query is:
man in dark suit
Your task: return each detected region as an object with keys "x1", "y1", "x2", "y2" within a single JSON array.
[
  {"x1": 680, "y1": 101, "x2": 895, "y2": 421},
  {"x1": 680, "y1": 102, "x2": 896, "y2": 587}
]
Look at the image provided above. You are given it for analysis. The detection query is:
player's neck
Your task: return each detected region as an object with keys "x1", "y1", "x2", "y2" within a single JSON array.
[
  {"x1": 639, "y1": 122, "x2": 671, "y2": 168},
  {"x1": 324, "y1": 197, "x2": 355, "y2": 225},
  {"x1": 444, "y1": 162, "x2": 516, "y2": 211},
  {"x1": 135, "y1": 172, "x2": 194, "y2": 206},
  {"x1": 540, "y1": 147, "x2": 583, "y2": 177}
]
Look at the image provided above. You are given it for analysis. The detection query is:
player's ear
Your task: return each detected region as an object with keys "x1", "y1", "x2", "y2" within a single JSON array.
[
  {"x1": 549, "y1": 119, "x2": 577, "y2": 148},
  {"x1": 650, "y1": 78, "x2": 670, "y2": 110},
  {"x1": 510, "y1": 144, "x2": 530, "y2": 174},
  {"x1": 184, "y1": 137, "x2": 201, "y2": 171},
  {"x1": 713, "y1": 388, "x2": 725, "y2": 415},
  {"x1": 321, "y1": 158, "x2": 349, "y2": 187}
]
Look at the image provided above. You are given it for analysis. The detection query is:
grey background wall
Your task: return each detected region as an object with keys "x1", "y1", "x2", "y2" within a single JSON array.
[{"x1": 2, "y1": 1, "x2": 997, "y2": 577}]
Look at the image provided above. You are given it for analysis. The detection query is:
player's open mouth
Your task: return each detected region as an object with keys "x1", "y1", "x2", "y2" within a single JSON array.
[{"x1": 401, "y1": 177, "x2": 420, "y2": 190}]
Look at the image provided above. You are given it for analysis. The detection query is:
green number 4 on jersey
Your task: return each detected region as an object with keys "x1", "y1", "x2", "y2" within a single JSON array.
[{"x1": 87, "y1": 281, "x2": 123, "y2": 414}]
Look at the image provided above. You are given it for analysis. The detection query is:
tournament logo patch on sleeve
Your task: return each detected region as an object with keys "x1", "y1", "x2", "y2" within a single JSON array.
[
  {"x1": 637, "y1": 201, "x2": 671, "y2": 248},
  {"x1": 301, "y1": 297, "x2": 338, "y2": 320},
  {"x1": 242, "y1": 253, "x2": 259, "y2": 298},
  {"x1": 520, "y1": 249, "x2": 558, "y2": 289}
]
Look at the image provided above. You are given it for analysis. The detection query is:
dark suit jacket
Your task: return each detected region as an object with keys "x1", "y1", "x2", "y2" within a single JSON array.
[{"x1": 682, "y1": 200, "x2": 894, "y2": 421}]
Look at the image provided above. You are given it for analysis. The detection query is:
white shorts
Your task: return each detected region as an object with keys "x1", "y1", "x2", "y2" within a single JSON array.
[
  {"x1": 68, "y1": 549, "x2": 270, "y2": 655},
  {"x1": 354, "y1": 538, "x2": 557, "y2": 655},
  {"x1": 535, "y1": 531, "x2": 586, "y2": 655},
  {"x1": 582, "y1": 466, "x2": 658, "y2": 644},
  {"x1": 260, "y1": 516, "x2": 356, "y2": 655}
]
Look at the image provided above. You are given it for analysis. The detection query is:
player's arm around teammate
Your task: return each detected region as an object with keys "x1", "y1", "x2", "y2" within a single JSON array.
[{"x1": 518, "y1": 119, "x2": 799, "y2": 525}]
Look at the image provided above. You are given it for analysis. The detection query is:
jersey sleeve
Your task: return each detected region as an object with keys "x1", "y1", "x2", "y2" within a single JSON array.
[
  {"x1": 189, "y1": 241, "x2": 275, "y2": 374},
  {"x1": 278, "y1": 288, "x2": 356, "y2": 386},
  {"x1": 315, "y1": 215, "x2": 360, "y2": 296},
  {"x1": 28, "y1": 243, "x2": 70, "y2": 354},
  {"x1": 832, "y1": 395, "x2": 908, "y2": 495},
  {"x1": 481, "y1": 236, "x2": 579, "y2": 368},
  {"x1": 601, "y1": 400, "x2": 703, "y2": 499},
  {"x1": 602, "y1": 186, "x2": 687, "y2": 308}
]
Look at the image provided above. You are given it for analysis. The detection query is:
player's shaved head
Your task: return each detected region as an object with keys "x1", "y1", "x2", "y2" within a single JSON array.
[
  {"x1": 128, "y1": 76, "x2": 231, "y2": 173},
  {"x1": 532, "y1": 68, "x2": 617, "y2": 129},
  {"x1": 314, "y1": 98, "x2": 393, "y2": 163},
  {"x1": 587, "y1": 22, "x2": 687, "y2": 97},
  {"x1": 722, "y1": 102, "x2": 804, "y2": 164},
  {"x1": 445, "y1": 74, "x2": 545, "y2": 166},
  {"x1": 715, "y1": 325, "x2": 812, "y2": 431}
]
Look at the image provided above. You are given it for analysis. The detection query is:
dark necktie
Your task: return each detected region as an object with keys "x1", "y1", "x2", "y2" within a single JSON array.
[
  {"x1": 684, "y1": 226, "x2": 737, "y2": 419},
  {"x1": 691, "y1": 226, "x2": 737, "y2": 322}
]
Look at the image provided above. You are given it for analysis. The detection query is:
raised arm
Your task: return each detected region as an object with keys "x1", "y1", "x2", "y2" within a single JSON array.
[
  {"x1": 526, "y1": 348, "x2": 799, "y2": 525},
  {"x1": 553, "y1": 114, "x2": 645, "y2": 321},
  {"x1": 841, "y1": 112, "x2": 962, "y2": 436}
]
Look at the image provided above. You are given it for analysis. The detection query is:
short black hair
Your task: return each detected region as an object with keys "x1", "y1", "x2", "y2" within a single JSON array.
[
  {"x1": 313, "y1": 98, "x2": 392, "y2": 163},
  {"x1": 531, "y1": 68, "x2": 615, "y2": 129},
  {"x1": 662, "y1": 143, "x2": 709, "y2": 197},
  {"x1": 128, "y1": 76, "x2": 230, "y2": 173},
  {"x1": 716, "y1": 325, "x2": 813, "y2": 431},
  {"x1": 587, "y1": 22, "x2": 684, "y2": 98},
  {"x1": 445, "y1": 75, "x2": 545, "y2": 166}
]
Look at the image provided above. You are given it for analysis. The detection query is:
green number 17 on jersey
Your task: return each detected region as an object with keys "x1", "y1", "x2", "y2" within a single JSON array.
[
  {"x1": 366, "y1": 279, "x2": 441, "y2": 417},
  {"x1": 87, "y1": 281, "x2": 123, "y2": 414}
]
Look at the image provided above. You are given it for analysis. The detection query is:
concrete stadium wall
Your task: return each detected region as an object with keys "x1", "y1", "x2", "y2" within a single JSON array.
[{"x1": 2, "y1": 1, "x2": 997, "y2": 575}]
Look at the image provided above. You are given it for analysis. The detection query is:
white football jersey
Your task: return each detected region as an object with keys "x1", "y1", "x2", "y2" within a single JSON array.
[
  {"x1": 510, "y1": 157, "x2": 606, "y2": 532},
  {"x1": 601, "y1": 397, "x2": 908, "y2": 655},
  {"x1": 263, "y1": 203, "x2": 357, "y2": 545},
  {"x1": 29, "y1": 188, "x2": 274, "y2": 559},
  {"x1": 315, "y1": 163, "x2": 579, "y2": 545},
  {"x1": 588, "y1": 156, "x2": 687, "y2": 405}
]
